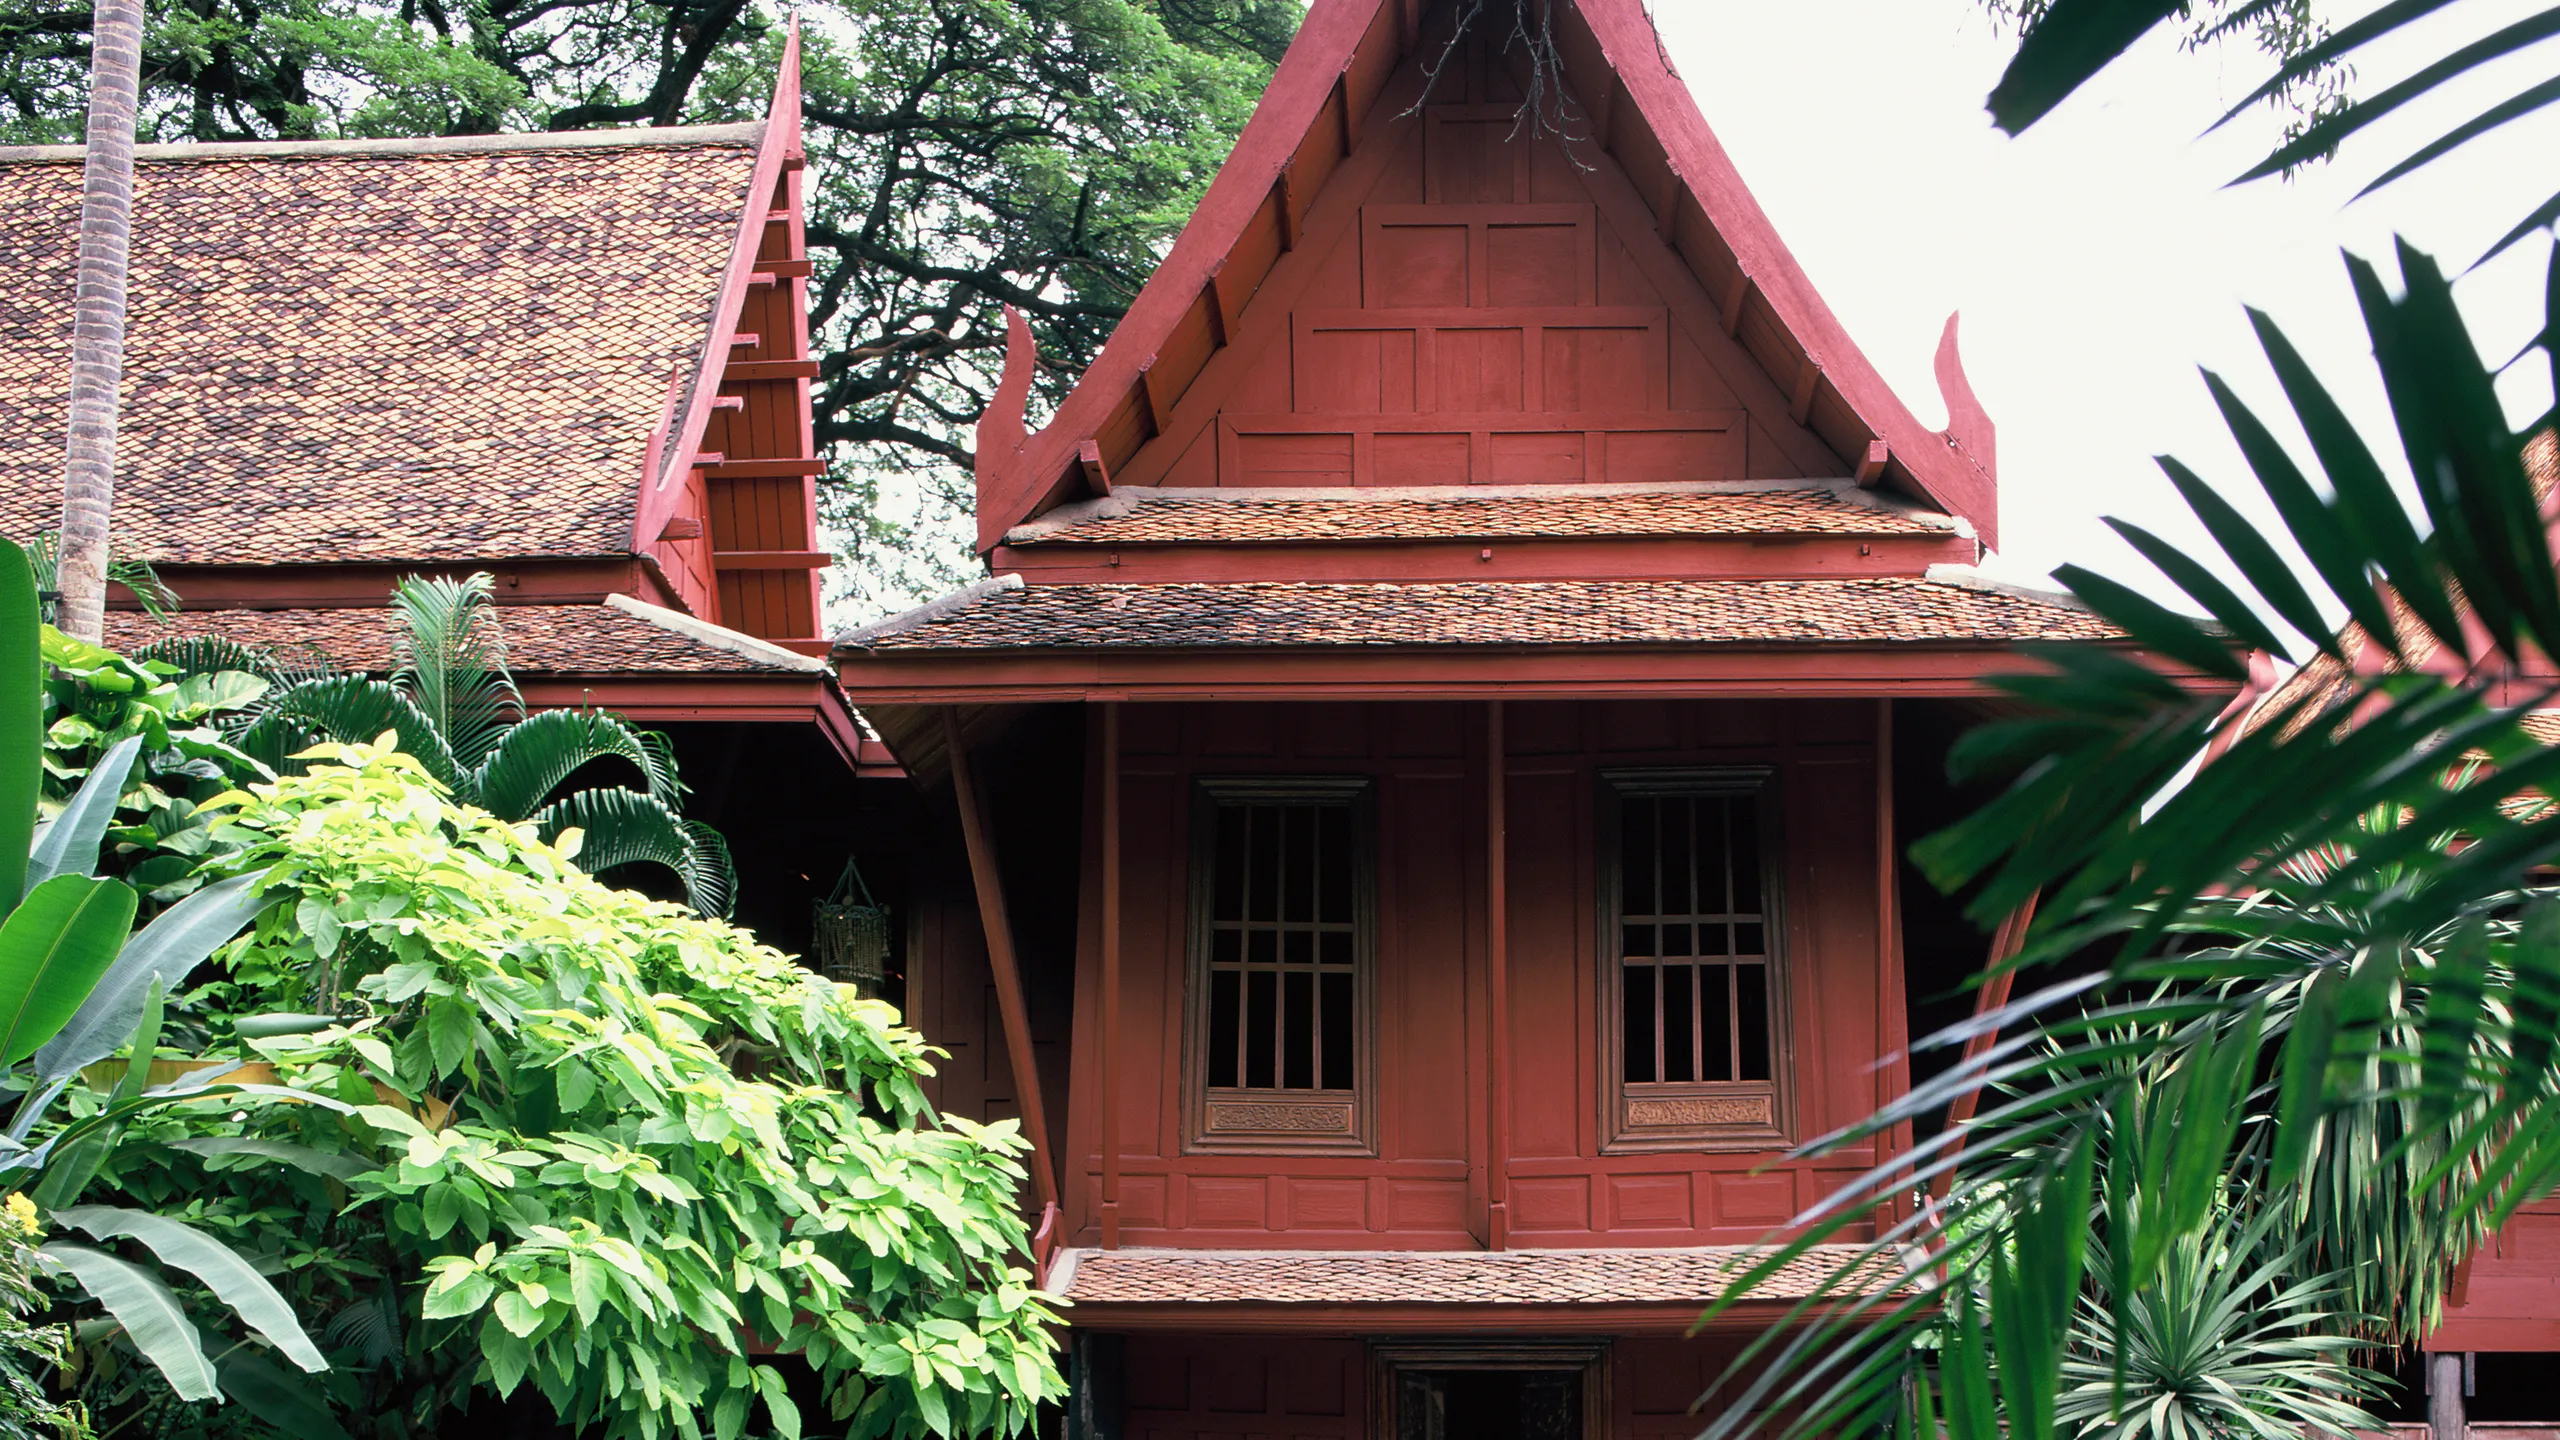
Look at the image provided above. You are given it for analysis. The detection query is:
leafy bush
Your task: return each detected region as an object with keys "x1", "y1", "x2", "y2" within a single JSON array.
[
  {"x1": 159, "y1": 739, "x2": 1059, "y2": 1438},
  {"x1": 0, "y1": 1197, "x2": 86, "y2": 1440}
]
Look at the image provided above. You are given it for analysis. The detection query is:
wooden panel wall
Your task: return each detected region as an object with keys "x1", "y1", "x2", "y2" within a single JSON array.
[
  {"x1": 1120, "y1": 25, "x2": 1847, "y2": 493},
  {"x1": 1121, "y1": 1336, "x2": 1365, "y2": 1440},
  {"x1": 1104, "y1": 1334, "x2": 1782, "y2": 1440},
  {"x1": 1056, "y1": 698, "x2": 1890, "y2": 1251}
]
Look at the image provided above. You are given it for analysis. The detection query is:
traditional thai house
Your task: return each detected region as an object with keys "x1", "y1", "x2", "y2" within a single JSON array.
[
  {"x1": 829, "y1": 1, "x2": 2154, "y2": 1431},
  {"x1": 0, "y1": 38, "x2": 900, "y2": 953}
]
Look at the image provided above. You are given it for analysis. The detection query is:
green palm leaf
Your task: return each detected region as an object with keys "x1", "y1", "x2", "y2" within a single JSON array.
[
  {"x1": 255, "y1": 675, "x2": 465, "y2": 793},
  {"x1": 389, "y1": 573, "x2": 520, "y2": 773},
  {"x1": 473, "y1": 708, "x2": 685, "y2": 821},
  {"x1": 530, "y1": 787, "x2": 735, "y2": 918}
]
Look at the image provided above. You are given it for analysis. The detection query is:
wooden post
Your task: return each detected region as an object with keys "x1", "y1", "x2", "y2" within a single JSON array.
[
  {"x1": 1929, "y1": 894, "x2": 2040, "y2": 1203},
  {"x1": 1099, "y1": 702, "x2": 1123, "y2": 1249},
  {"x1": 1876, "y1": 699, "x2": 1911, "y2": 1222},
  {"x1": 941, "y1": 708, "x2": 1063, "y2": 1220},
  {"x1": 1486, "y1": 700, "x2": 1512, "y2": 1250},
  {"x1": 2427, "y1": 1351, "x2": 2465, "y2": 1440}
]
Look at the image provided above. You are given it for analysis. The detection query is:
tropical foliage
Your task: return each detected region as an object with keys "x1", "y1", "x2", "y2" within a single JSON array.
[
  {"x1": 39, "y1": 627, "x2": 271, "y2": 903},
  {"x1": 0, "y1": 0, "x2": 1295, "y2": 604},
  {"x1": 0, "y1": 1195, "x2": 85, "y2": 1440},
  {"x1": 117, "y1": 736, "x2": 1059, "y2": 1439},
  {"x1": 1704, "y1": 4, "x2": 2560, "y2": 1438},
  {"x1": 218, "y1": 574, "x2": 737, "y2": 917},
  {"x1": 0, "y1": 541, "x2": 328, "y2": 1411}
]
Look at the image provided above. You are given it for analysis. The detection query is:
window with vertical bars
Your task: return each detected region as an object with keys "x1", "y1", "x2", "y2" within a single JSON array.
[
  {"x1": 1613, "y1": 783, "x2": 1774, "y2": 1087},
  {"x1": 1199, "y1": 786, "x2": 1363, "y2": 1095}
]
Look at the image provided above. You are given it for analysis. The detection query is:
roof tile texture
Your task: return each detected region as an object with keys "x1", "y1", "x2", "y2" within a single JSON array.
[
  {"x1": 102, "y1": 603, "x2": 805, "y2": 675},
  {"x1": 1050, "y1": 1245, "x2": 1907, "y2": 1306},
  {"x1": 843, "y1": 577, "x2": 2117, "y2": 651},
  {"x1": 1007, "y1": 487, "x2": 1956, "y2": 546},
  {"x1": 0, "y1": 136, "x2": 756, "y2": 565}
]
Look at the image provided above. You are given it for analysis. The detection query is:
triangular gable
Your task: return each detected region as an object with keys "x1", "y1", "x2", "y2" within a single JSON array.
[{"x1": 972, "y1": 0, "x2": 1999, "y2": 553}]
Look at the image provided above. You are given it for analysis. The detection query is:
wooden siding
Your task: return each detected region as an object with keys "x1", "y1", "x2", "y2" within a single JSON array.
[
  {"x1": 1097, "y1": 24, "x2": 1850, "y2": 500},
  {"x1": 976, "y1": 697, "x2": 1900, "y2": 1251}
]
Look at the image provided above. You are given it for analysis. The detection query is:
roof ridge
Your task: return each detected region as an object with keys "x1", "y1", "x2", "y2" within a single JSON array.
[
  {"x1": 602, "y1": 593, "x2": 825, "y2": 673},
  {"x1": 0, "y1": 121, "x2": 764, "y2": 166}
]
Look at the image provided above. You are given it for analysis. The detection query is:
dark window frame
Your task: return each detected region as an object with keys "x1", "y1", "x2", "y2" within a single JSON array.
[
  {"x1": 1181, "y1": 775, "x2": 1378, "y2": 1156},
  {"x1": 1597, "y1": 767, "x2": 1793, "y2": 1153},
  {"x1": 1370, "y1": 1342, "x2": 1611, "y2": 1440}
]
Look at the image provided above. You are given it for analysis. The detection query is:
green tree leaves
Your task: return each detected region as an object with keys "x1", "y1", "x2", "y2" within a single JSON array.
[{"x1": 189, "y1": 738, "x2": 1062, "y2": 1438}]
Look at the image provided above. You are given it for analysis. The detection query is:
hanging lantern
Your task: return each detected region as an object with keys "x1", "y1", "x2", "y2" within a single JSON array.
[{"x1": 812, "y1": 858, "x2": 890, "y2": 997}]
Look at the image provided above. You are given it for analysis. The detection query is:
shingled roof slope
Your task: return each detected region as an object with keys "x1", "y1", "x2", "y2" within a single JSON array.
[
  {"x1": 1046, "y1": 1244, "x2": 1913, "y2": 1306},
  {"x1": 839, "y1": 572, "x2": 2114, "y2": 652},
  {"x1": 0, "y1": 126, "x2": 762, "y2": 566},
  {"x1": 102, "y1": 597, "x2": 821, "y2": 677},
  {"x1": 1002, "y1": 483, "x2": 1965, "y2": 547}
]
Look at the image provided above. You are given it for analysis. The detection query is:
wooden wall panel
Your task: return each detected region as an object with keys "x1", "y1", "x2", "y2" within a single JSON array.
[
  {"x1": 1061, "y1": 699, "x2": 1896, "y2": 1251},
  {"x1": 1122, "y1": 1337, "x2": 1364, "y2": 1440},
  {"x1": 1106, "y1": 25, "x2": 1856, "y2": 494}
]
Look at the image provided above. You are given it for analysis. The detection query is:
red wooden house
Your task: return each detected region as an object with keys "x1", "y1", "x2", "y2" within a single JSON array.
[
  {"x1": 0, "y1": 40, "x2": 905, "y2": 952},
  {"x1": 831, "y1": 0, "x2": 2138, "y2": 1430}
]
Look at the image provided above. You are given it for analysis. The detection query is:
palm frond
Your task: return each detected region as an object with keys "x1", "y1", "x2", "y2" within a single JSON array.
[
  {"x1": 471, "y1": 709, "x2": 686, "y2": 822},
  {"x1": 528, "y1": 787, "x2": 735, "y2": 918},
  {"x1": 388, "y1": 573, "x2": 521, "y2": 773},
  {"x1": 255, "y1": 675, "x2": 464, "y2": 792},
  {"x1": 1701, "y1": 239, "x2": 2560, "y2": 1440},
  {"x1": 1988, "y1": 0, "x2": 2560, "y2": 267}
]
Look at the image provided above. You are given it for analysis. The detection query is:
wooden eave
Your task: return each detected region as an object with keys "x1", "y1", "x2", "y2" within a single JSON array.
[{"x1": 971, "y1": 0, "x2": 2000, "y2": 553}]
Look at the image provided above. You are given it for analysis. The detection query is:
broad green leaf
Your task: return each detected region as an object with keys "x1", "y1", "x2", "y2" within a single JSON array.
[
  {"x1": 164, "y1": 1135, "x2": 373, "y2": 1182},
  {"x1": 55, "y1": 1205, "x2": 328, "y2": 1371},
  {"x1": 0, "y1": 874, "x2": 137, "y2": 1064},
  {"x1": 32, "y1": 872, "x2": 267, "y2": 1088},
  {"x1": 218, "y1": 1353, "x2": 352, "y2": 1440},
  {"x1": 0, "y1": 542, "x2": 37, "y2": 910},
  {"x1": 37, "y1": 1240, "x2": 221, "y2": 1401},
  {"x1": 25, "y1": 735, "x2": 141, "y2": 893}
]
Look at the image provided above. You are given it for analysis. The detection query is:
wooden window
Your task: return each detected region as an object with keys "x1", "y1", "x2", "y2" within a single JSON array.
[
  {"x1": 1184, "y1": 776, "x2": 1374, "y2": 1154},
  {"x1": 1600, "y1": 769, "x2": 1789, "y2": 1151},
  {"x1": 1372, "y1": 1344, "x2": 1608, "y2": 1440}
]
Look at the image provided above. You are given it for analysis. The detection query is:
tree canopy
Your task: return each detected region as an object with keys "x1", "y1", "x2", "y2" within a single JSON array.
[{"x1": 0, "y1": 0, "x2": 1297, "y2": 608}]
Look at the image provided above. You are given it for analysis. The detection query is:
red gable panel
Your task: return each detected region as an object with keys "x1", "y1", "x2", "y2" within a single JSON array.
[{"x1": 974, "y1": 0, "x2": 1999, "y2": 553}]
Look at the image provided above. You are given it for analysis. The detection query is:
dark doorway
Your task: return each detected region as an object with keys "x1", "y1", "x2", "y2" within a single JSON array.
[
  {"x1": 1394, "y1": 1369, "x2": 1582, "y2": 1440},
  {"x1": 1373, "y1": 1345, "x2": 1605, "y2": 1440}
]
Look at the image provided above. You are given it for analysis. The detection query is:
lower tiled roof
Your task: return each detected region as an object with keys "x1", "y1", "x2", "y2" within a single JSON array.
[
  {"x1": 1002, "y1": 483, "x2": 1962, "y2": 546},
  {"x1": 103, "y1": 598, "x2": 819, "y2": 676},
  {"x1": 1045, "y1": 1244, "x2": 1911, "y2": 1306},
  {"x1": 838, "y1": 573, "x2": 2115, "y2": 652}
]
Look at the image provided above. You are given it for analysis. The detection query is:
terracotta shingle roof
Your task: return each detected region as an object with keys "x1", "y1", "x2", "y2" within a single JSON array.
[
  {"x1": 1045, "y1": 1245, "x2": 1912, "y2": 1306},
  {"x1": 0, "y1": 127, "x2": 760, "y2": 565},
  {"x1": 102, "y1": 597, "x2": 820, "y2": 676},
  {"x1": 837, "y1": 572, "x2": 2115, "y2": 652},
  {"x1": 1002, "y1": 483, "x2": 1963, "y2": 546}
]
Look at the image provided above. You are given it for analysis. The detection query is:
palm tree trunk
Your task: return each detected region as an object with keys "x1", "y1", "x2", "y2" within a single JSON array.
[{"x1": 56, "y1": 0, "x2": 145, "y2": 644}]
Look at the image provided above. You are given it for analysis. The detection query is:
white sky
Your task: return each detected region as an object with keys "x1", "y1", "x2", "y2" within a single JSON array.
[{"x1": 1655, "y1": 0, "x2": 2560, "y2": 598}]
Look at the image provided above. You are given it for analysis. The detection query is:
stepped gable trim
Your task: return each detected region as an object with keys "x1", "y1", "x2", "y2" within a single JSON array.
[
  {"x1": 631, "y1": 23, "x2": 806, "y2": 556},
  {"x1": 1001, "y1": 479, "x2": 1970, "y2": 545},
  {"x1": 973, "y1": 0, "x2": 2001, "y2": 553}
]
